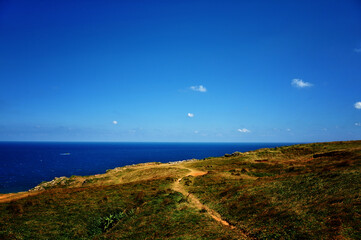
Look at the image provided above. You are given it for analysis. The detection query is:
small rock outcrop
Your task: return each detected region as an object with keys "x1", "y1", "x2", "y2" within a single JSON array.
[{"x1": 29, "y1": 176, "x2": 69, "y2": 191}]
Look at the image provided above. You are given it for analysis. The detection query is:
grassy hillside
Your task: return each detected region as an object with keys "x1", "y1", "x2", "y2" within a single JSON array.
[{"x1": 1, "y1": 141, "x2": 360, "y2": 239}]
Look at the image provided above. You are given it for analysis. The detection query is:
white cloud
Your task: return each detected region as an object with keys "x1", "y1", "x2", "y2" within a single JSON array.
[
  {"x1": 112, "y1": 120, "x2": 118, "y2": 125},
  {"x1": 237, "y1": 128, "x2": 250, "y2": 133},
  {"x1": 355, "y1": 122, "x2": 361, "y2": 126},
  {"x1": 187, "y1": 113, "x2": 194, "y2": 118},
  {"x1": 291, "y1": 79, "x2": 313, "y2": 88},
  {"x1": 286, "y1": 128, "x2": 291, "y2": 132},
  {"x1": 354, "y1": 102, "x2": 361, "y2": 109},
  {"x1": 194, "y1": 130, "x2": 199, "y2": 134},
  {"x1": 190, "y1": 85, "x2": 207, "y2": 92}
]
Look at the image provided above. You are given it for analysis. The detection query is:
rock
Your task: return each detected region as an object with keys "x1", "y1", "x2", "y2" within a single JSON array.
[{"x1": 29, "y1": 176, "x2": 69, "y2": 191}]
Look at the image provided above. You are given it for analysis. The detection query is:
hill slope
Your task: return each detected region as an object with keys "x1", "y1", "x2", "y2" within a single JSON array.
[{"x1": 1, "y1": 141, "x2": 360, "y2": 239}]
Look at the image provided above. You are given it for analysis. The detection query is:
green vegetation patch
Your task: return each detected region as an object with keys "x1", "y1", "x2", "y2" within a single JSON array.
[
  {"x1": 0, "y1": 177, "x2": 238, "y2": 239},
  {"x1": 186, "y1": 141, "x2": 361, "y2": 239}
]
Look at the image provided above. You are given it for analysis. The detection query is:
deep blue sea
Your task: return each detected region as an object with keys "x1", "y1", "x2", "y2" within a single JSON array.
[{"x1": 0, "y1": 142, "x2": 296, "y2": 193}]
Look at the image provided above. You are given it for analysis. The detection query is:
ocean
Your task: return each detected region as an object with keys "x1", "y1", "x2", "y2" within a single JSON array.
[{"x1": 0, "y1": 142, "x2": 296, "y2": 193}]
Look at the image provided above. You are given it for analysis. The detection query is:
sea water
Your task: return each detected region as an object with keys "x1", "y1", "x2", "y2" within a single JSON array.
[{"x1": 0, "y1": 142, "x2": 295, "y2": 193}]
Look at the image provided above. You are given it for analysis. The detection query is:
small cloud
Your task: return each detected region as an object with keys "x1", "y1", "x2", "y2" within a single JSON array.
[
  {"x1": 354, "y1": 102, "x2": 361, "y2": 109},
  {"x1": 354, "y1": 48, "x2": 361, "y2": 53},
  {"x1": 286, "y1": 128, "x2": 291, "y2": 132},
  {"x1": 112, "y1": 120, "x2": 118, "y2": 125},
  {"x1": 187, "y1": 113, "x2": 194, "y2": 118},
  {"x1": 292, "y1": 79, "x2": 313, "y2": 88},
  {"x1": 190, "y1": 85, "x2": 207, "y2": 92},
  {"x1": 237, "y1": 128, "x2": 250, "y2": 133},
  {"x1": 194, "y1": 130, "x2": 199, "y2": 134},
  {"x1": 355, "y1": 122, "x2": 361, "y2": 126}
]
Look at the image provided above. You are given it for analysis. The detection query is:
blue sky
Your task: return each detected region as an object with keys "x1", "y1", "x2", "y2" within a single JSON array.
[{"x1": 1, "y1": 0, "x2": 361, "y2": 142}]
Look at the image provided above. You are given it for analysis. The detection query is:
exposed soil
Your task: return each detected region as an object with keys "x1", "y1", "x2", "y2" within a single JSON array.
[
  {"x1": 0, "y1": 191, "x2": 43, "y2": 204},
  {"x1": 172, "y1": 166, "x2": 251, "y2": 239}
]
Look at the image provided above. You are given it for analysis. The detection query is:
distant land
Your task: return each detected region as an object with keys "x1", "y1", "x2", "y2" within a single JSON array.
[{"x1": 1, "y1": 140, "x2": 360, "y2": 239}]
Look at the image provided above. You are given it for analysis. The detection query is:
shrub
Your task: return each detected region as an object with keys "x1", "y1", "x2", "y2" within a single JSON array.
[
  {"x1": 135, "y1": 191, "x2": 145, "y2": 204},
  {"x1": 7, "y1": 202, "x2": 23, "y2": 215},
  {"x1": 99, "y1": 208, "x2": 135, "y2": 232}
]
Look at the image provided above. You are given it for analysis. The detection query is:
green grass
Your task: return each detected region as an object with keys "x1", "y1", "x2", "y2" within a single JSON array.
[
  {"x1": 0, "y1": 178, "x2": 238, "y2": 239},
  {"x1": 184, "y1": 140, "x2": 361, "y2": 239}
]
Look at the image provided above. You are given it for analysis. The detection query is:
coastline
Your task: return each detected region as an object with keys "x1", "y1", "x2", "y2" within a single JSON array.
[
  {"x1": 0, "y1": 142, "x2": 292, "y2": 194},
  {"x1": 1, "y1": 140, "x2": 361, "y2": 238}
]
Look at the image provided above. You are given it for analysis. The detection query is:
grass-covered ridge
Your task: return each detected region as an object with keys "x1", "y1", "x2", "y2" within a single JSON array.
[{"x1": 1, "y1": 140, "x2": 360, "y2": 239}]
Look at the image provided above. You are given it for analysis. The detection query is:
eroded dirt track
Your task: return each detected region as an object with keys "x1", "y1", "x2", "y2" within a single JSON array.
[
  {"x1": 0, "y1": 191, "x2": 43, "y2": 203},
  {"x1": 172, "y1": 166, "x2": 251, "y2": 239}
]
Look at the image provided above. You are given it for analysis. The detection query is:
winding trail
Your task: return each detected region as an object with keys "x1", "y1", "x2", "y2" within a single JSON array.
[
  {"x1": 172, "y1": 166, "x2": 251, "y2": 239},
  {"x1": 1, "y1": 163, "x2": 251, "y2": 239},
  {"x1": 0, "y1": 191, "x2": 43, "y2": 204}
]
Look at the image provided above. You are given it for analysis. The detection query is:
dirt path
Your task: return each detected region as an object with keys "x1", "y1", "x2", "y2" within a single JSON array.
[
  {"x1": 172, "y1": 167, "x2": 250, "y2": 239},
  {"x1": 0, "y1": 191, "x2": 43, "y2": 204}
]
